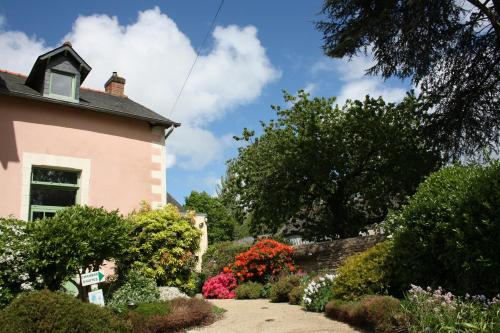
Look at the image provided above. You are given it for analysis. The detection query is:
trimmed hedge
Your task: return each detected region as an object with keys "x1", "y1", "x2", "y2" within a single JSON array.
[
  {"x1": 127, "y1": 298, "x2": 214, "y2": 333},
  {"x1": 0, "y1": 290, "x2": 129, "y2": 333},
  {"x1": 332, "y1": 241, "x2": 393, "y2": 300},
  {"x1": 390, "y1": 162, "x2": 500, "y2": 296},
  {"x1": 325, "y1": 295, "x2": 404, "y2": 333}
]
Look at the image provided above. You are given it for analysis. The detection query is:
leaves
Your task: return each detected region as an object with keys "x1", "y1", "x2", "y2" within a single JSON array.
[
  {"x1": 391, "y1": 161, "x2": 500, "y2": 296},
  {"x1": 123, "y1": 204, "x2": 201, "y2": 293},
  {"x1": 184, "y1": 191, "x2": 236, "y2": 244},
  {"x1": 221, "y1": 91, "x2": 442, "y2": 239},
  {"x1": 27, "y1": 205, "x2": 130, "y2": 291},
  {"x1": 316, "y1": 0, "x2": 500, "y2": 158}
]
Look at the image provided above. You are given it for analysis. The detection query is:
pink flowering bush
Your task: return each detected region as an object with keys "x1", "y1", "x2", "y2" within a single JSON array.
[{"x1": 202, "y1": 273, "x2": 237, "y2": 299}]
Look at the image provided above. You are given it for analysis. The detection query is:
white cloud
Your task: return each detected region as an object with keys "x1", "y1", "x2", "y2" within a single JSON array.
[
  {"x1": 203, "y1": 176, "x2": 222, "y2": 196},
  {"x1": 0, "y1": 26, "x2": 49, "y2": 74},
  {"x1": 311, "y1": 52, "x2": 406, "y2": 105},
  {"x1": 303, "y1": 82, "x2": 317, "y2": 95},
  {"x1": 0, "y1": 7, "x2": 279, "y2": 170},
  {"x1": 336, "y1": 79, "x2": 406, "y2": 105}
]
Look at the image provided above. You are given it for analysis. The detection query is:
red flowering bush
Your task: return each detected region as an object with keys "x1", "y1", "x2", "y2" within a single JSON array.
[
  {"x1": 202, "y1": 273, "x2": 237, "y2": 299},
  {"x1": 225, "y1": 239, "x2": 295, "y2": 283}
]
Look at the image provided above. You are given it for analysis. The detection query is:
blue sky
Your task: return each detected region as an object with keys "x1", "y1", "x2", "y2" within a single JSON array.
[{"x1": 0, "y1": 1, "x2": 409, "y2": 203}]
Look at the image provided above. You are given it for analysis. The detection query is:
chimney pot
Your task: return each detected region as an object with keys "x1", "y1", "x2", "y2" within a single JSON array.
[{"x1": 104, "y1": 72, "x2": 126, "y2": 97}]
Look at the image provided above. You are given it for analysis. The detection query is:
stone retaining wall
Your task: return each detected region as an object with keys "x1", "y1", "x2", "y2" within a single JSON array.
[{"x1": 293, "y1": 234, "x2": 386, "y2": 273}]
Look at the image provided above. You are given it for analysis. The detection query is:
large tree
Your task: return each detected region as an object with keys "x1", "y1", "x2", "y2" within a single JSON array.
[
  {"x1": 316, "y1": 0, "x2": 500, "y2": 159},
  {"x1": 221, "y1": 92, "x2": 442, "y2": 239},
  {"x1": 185, "y1": 191, "x2": 235, "y2": 244}
]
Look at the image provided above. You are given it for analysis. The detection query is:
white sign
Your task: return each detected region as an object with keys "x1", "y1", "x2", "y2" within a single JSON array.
[
  {"x1": 81, "y1": 271, "x2": 105, "y2": 286},
  {"x1": 88, "y1": 289, "x2": 105, "y2": 306}
]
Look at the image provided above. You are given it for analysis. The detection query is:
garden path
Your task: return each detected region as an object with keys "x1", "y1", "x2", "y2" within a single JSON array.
[{"x1": 189, "y1": 299, "x2": 364, "y2": 333}]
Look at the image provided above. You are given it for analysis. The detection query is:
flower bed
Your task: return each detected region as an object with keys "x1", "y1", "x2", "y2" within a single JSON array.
[{"x1": 401, "y1": 285, "x2": 500, "y2": 332}]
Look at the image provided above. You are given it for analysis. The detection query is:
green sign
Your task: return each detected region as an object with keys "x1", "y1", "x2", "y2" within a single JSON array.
[{"x1": 81, "y1": 271, "x2": 105, "y2": 286}]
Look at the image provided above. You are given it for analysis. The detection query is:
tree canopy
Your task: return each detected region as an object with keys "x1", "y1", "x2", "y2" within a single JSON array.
[
  {"x1": 316, "y1": 0, "x2": 500, "y2": 159},
  {"x1": 221, "y1": 91, "x2": 442, "y2": 239},
  {"x1": 185, "y1": 191, "x2": 235, "y2": 244}
]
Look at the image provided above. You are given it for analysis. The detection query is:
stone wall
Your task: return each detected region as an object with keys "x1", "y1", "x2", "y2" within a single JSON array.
[{"x1": 293, "y1": 234, "x2": 386, "y2": 273}]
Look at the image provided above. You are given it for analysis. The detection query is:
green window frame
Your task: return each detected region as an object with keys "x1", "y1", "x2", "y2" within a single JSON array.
[
  {"x1": 47, "y1": 70, "x2": 77, "y2": 101},
  {"x1": 29, "y1": 167, "x2": 80, "y2": 221}
]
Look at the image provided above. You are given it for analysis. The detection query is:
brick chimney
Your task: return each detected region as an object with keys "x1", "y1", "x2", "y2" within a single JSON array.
[{"x1": 104, "y1": 72, "x2": 126, "y2": 97}]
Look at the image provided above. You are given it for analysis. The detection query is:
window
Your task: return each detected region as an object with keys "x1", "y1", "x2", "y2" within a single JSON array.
[
  {"x1": 29, "y1": 167, "x2": 80, "y2": 221},
  {"x1": 49, "y1": 71, "x2": 76, "y2": 99}
]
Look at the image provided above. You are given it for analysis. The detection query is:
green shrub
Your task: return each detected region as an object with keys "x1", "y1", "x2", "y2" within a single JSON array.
[
  {"x1": 192, "y1": 271, "x2": 206, "y2": 295},
  {"x1": 401, "y1": 285, "x2": 500, "y2": 333},
  {"x1": 390, "y1": 162, "x2": 500, "y2": 296},
  {"x1": 261, "y1": 283, "x2": 273, "y2": 298},
  {"x1": 123, "y1": 204, "x2": 201, "y2": 294},
  {"x1": 127, "y1": 298, "x2": 213, "y2": 333},
  {"x1": 288, "y1": 285, "x2": 304, "y2": 305},
  {"x1": 235, "y1": 282, "x2": 264, "y2": 299},
  {"x1": 29, "y1": 205, "x2": 130, "y2": 292},
  {"x1": 201, "y1": 241, "x2": 251, "y2": 278},
  {"x1": 270, "y1": 275, "x2": 302, "y2": 303},
  {"x1": 107, "y1": 271, "x2": 159, "y2": 313},
  {"x1": 184, "y1": 190, "x2": 236, "y2": 243},
  {"x1": 0, "y1": 218, "x2": 41, "y2": 307},
  {"x1": 132, "y1": 301, "x2": 171, "y2": 317},
  {"x1": 325, "y1": 295, "x2": 404, "y2": 333},
  {"x1": 332, "y1": 241, "x2": 393, "y2": 300},
  {"x1": 0, "y1": 290, "x2": 129, "y2": 333}
]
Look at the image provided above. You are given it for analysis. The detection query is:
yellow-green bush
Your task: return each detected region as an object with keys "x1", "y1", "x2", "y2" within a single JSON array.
[
  {"x1": 288, "y1": 285, "x2": 304, "y2": 305},
  {"x1": 122, "y1": 204, "x2": 201, "y2": 293},
  {"x1": 332, "y1": 241, "x2": 393, "y2": 300},
  {"x1": 235, "y1": 282, "x2": 263, "y2": 299},
  {"x1": 270, "y1": 275, "x2": 302, "y2": 303}
]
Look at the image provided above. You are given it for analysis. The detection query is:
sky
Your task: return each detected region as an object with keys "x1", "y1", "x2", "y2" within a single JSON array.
[{"x1": 0, "y1": 0, "x2": 410, "y2": 203}]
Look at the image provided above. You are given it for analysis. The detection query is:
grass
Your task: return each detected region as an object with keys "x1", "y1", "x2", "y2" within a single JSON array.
[
  {"x1": 212, "y1": 305, "x2": 227, "y2": 315},
  {"x1": 132, "y1": 301, "x2": 171, "y2": 316}
]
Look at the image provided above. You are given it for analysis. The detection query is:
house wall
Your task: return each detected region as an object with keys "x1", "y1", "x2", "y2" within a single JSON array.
[
  {"x1": 193, "y1": 214, "x2": 208, "y2": 272},
  {"x1": 0, "y1": 94, "x2": 167, "y2": 219}
]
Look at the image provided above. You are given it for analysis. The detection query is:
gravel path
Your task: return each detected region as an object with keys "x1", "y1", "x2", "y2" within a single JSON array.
[{"x1": 189, "y1": 299, "x2": 365, "y2": 333}]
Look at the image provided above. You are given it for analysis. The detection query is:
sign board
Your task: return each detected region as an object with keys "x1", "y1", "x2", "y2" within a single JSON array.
[
  {"x1": 81, "y1": 271, "x2": 105, "y2": 286},
  {"x1": 88, "y1": 289, "x2": 105, "y2": 306}
]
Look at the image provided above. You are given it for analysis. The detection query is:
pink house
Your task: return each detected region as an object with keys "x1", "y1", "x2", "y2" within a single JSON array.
[{"x1": 0, "y1": 43, "x2": 179, "y2": 220}]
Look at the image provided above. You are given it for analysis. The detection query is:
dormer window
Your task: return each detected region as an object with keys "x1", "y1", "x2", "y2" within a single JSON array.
[{"x1": 48, "y1": 71, "x2": 76, "y2": 101}]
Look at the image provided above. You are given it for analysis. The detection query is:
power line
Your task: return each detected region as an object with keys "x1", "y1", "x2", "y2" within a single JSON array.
[{"x1": 168, "y1": 0, "x2": 225, "y2": 117}]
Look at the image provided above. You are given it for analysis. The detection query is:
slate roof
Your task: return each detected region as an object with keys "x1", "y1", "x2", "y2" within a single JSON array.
[
  {"x1": 0, "y1": 70, "x2": 179, "y2": 127},
  {"x1": 167, "y1": 192, "x2": 186, "y2": 212}
]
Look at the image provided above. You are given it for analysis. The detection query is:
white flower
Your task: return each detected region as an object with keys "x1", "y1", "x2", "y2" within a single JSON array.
[{"x1": 20, "y1": 282, "x2": 33, "y2": 291}]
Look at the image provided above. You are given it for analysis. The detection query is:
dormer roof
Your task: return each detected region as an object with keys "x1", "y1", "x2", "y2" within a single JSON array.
[{"x1": 25, "y1": 42, "x2": 91, "y2": 90}]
